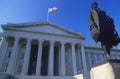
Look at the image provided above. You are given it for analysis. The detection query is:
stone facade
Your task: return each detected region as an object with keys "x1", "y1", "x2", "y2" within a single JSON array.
[{"x1": 0, "y1": 22, "x2": 120, "y2": 79}]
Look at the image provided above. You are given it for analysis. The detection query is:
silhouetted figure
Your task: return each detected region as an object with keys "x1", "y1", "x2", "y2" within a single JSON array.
[{"x1": 88, "y1": 2, "x2": 120, "y2": 59}]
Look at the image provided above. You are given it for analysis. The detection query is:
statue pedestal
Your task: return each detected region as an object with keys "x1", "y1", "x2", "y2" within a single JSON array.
[{"x1": 90, "y1": 59, "x2": 120, "y2": 79}]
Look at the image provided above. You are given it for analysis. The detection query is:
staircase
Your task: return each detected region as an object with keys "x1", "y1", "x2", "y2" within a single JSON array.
[
  {"x1": 0, "y1": 72, "x2": 83, "y2": 79},
  {"x1": 15, "y1": 75, "x2": 77, "y2": 79}
]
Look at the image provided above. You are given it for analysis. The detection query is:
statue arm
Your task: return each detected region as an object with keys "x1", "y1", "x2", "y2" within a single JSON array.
[
  {"x1": 88, "y1": 11, "x2": 96, "y2": 30},
  {"x1": 88, "y1": 12, "x2": 94, "y2": 27},
  {"x1": 88, "y1": 9, "x2": 101, "y2": 30}
]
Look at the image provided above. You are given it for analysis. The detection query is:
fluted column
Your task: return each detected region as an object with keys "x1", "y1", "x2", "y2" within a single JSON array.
[
  {"x1": 60, "y1": 41, "x2": 66, "y2": 76},
  {"x1": 21, "y1": 38, "x2": 32, "y2": 75},
  {"x1": 7, "y1": 36, "x2": 20, "y2": 73},
  {"x1": 48, "y1": 40, "x2": 55, "y2": 76},
  {"x1": 36, "y1": 39, "x2": 43, "y2": 76},
  {"x1": 71, "y1": 42, "x2": 77, "y2": 75},
  {"x1": 81, "y1": 43, "x2": 88, "y2": 78},
  {"x1": 0, "y1": 36, "x2": 9, "y2": 70},
  {"x1": 76, "y1": 44, "x2": 82, "y2": 73}
]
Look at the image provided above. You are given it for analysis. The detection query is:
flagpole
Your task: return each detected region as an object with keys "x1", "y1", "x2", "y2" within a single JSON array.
[
  {"x1": 47, "y1": 7, "x2": 57, "y2": 21},
  {"x1": 47, "y1": 9, "x2": 50, "y2": 21}
]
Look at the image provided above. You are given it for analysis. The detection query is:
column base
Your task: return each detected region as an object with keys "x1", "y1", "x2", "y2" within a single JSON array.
[
  {"x1": 90, "y1": 59, "x2": 120, "y2": 79},
  {"x1": 35, "y1": 74, "x2": 40, "y2": 76},
  {"x1": 0, "y1": 72, "x2": 17, "y2": 79},
  {"x1": 21, "y1": 73, "x2": 25, "y2": 75}
]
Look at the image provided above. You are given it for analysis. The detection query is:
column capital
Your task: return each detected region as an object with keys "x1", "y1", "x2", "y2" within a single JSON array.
[
  {"x1": 14, "y1": 36, "x2": 20, "y2": 40},
  {"x1": 50, "y1": 40, "x2": 55, "y2": 44},
  {"x1": 0, "y1": 35, "x2": 8, "y2": 41},
  {"x1": 26, "y1": 38, "x2": 32, "y2": 42},
  {"x1": 80, "y1": 42, "x2": 85, "y2": 46},
  {"x1": 60, "y1": 41, "x2": 66, "y2": 45},
  {"x1": 71, "y1": 42, "x2": 76, "y2": 45},
  {"x1": 2, "y1": 34, "x2": 8, "y2": 38},
  {"x1": 76, "y1": 43, "x2": 81, "y2": 48},
  {"x1": 38, "y1": 39, "x2": 44, "y2": 43}
]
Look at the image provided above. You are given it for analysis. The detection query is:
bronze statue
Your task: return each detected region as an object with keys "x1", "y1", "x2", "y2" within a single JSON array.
[{"x1": 88, "y1": 2, "x2": 120, "y2": 59}]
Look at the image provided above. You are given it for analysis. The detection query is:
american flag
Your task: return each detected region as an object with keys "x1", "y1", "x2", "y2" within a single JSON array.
[{"x1": 48, "y1": 6, "x2": 58, "y2": 12}]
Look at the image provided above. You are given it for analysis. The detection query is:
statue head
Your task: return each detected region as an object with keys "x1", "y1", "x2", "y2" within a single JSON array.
[{"x1": 91, "y1": 2, "x2": 98, "y2": 10}]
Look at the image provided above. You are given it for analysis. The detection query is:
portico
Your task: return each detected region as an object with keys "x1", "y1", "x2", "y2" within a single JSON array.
[{"x1": 0, "y1": 35, "x2": 84, "y2": 76}]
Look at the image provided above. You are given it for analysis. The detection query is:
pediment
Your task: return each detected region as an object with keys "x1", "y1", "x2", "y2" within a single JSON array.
[
  {"x1": 2, "y1": 22, "x2": 85, "y2": 39},
  {"x1": 17, "y1": 25, "x2": 76, "y2": 36}
]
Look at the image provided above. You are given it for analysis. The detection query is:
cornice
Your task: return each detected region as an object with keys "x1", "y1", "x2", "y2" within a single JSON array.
[
  {"x1": 84, "y1": 42, "x2": 120, "y2": 51},
  {"x1": 5, "y1": 28, "x2": 85, "y2": 40}
]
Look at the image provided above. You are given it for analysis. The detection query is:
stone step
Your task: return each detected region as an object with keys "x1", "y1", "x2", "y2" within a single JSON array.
[
  {"x1": 0, "y1": 72, "x2": 83, "y2": 79},
  {"x1": 15, "y1": 75, "x2": 77, "y2": 79},
  {"x1": 0, "y1": 72, "x2": 17, "y2": 79},
  {"x1": 0, "y1": 72, "x2": 10, "y2": 79}
]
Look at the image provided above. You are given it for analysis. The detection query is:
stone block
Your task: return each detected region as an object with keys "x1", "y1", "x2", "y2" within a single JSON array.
[{"x1": 90, "y1": 59, "x2": 120, "y2": 79}]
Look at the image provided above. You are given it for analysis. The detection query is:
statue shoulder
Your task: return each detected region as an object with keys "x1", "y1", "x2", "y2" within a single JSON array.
[{"x1": 91, "y1": 8, "x2": 103, "y2": 14}]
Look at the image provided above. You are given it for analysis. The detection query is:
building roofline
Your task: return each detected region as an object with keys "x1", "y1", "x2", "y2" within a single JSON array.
[{"x1": 1, "y1": 21, "x2": 86, "y2": 39}]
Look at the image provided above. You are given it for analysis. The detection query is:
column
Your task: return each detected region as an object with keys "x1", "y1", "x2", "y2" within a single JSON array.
[
  {"x1": 76, "y1": 44, "x2": 82, "y2": 74},
  {"x1": 100, "y1": 53, "x2": 104, "y2": 61},
  {"x1": 0, "y1": 36, "x2": 7, "y2": 56},
  {"x1": 88, "y1": 53, "x2": 92, "y2": 69},
  {"x1": 77, "y1": 44, "x2": 84, "y2": 74},
  {"x1": 36, "y1": 39, "x2": 43, "y2": 76},
  {"x1": 48, "y1": 40, "x2": 55, "y2": 76},
  {"x1": 21, "y1": 38, "x2": 32, "y2": 75},
  {"x1": 94, "y1": 53, "x2": 98, "y2": 64},
  {"x1": 71, "y1": 42, "x2": 77, "y2": 75},
  {"x1": 58, "y1": 45, "x2": 61, "y2": 75},
  {"x1": 81, "y1": 43, "x2": 88, "y2": 79},
  {"x1": 60, "y1": 41, "x2": 66, "y2": 76},
  {"x1": 7, "y1": 36, "x2": 20, "y2": 73},
  {"x1": 12, "y1": 39, "x2": 22, "y2": 74},
  {"x1": 0, "y1": 36, "x2": 9, "y2": 70}
]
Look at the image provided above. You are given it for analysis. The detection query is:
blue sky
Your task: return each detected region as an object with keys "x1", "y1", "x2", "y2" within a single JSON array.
[{"x1": 0, "y1": 0, "x2": 120, "y2": 47}]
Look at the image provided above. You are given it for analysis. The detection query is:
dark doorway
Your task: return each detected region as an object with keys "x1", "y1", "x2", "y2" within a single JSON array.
[
  {"x1": 54, "y1": 46, "x2": 59, "y2": 76},
  {"x1": 41, "y1": 45, "x2": 49, "y2": 76},
  {"x1": 28, "y1": 44, "x2": 38, "y2": 75}
]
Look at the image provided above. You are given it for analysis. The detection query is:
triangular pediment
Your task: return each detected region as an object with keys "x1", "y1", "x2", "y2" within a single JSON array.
[{"x1": 2, "y1": 22, "x2": 85, "y2": 39}]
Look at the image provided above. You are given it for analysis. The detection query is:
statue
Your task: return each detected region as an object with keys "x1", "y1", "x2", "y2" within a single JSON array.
[{"x1": 88, "y1": 2, "x2": 120, "y2": 59}]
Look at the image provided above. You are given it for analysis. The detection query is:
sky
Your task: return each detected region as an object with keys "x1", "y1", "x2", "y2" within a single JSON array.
[{"x1": 0, "y1": 0, "x2": 120, "y2": 48}]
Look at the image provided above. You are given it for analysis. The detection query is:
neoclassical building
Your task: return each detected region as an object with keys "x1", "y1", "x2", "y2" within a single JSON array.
[{"x1": 0, "y1": 22, "x2": 120, "y2": 79}]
